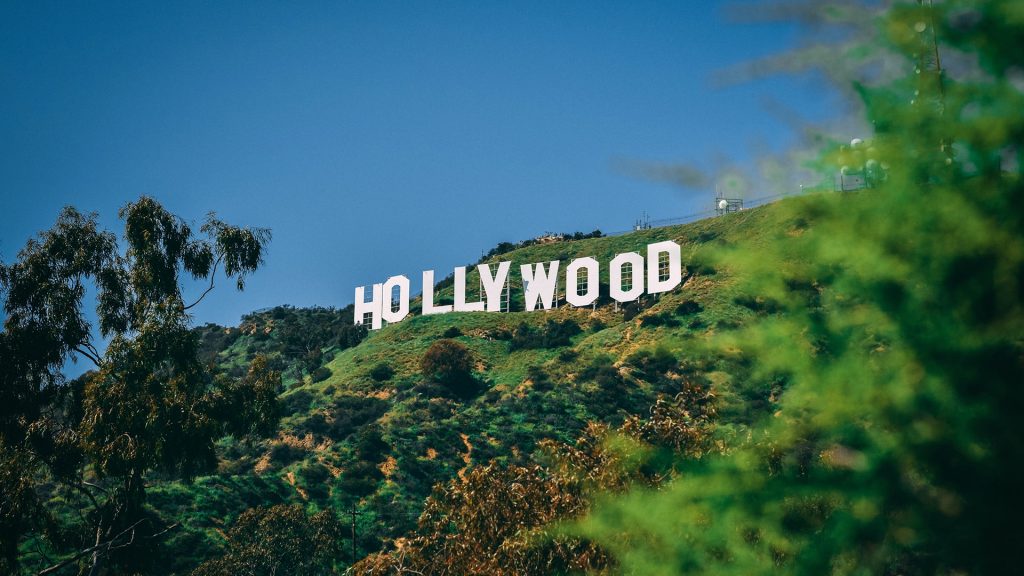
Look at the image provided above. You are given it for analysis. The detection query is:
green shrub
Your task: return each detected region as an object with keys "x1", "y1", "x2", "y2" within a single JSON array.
[
  {"x1": 297, "y1": 412, "x2": 329, "y2": 436},
  {"x1": 355, "y1": 425, "x2": 389, "y2": 462},
  {"x1": 329, "y1": 395, "x2": 388, "y2": 440},
  {"x1": 509, "y1": 322, "x2": 541, "y2": 351},
  {"x1": 369, "y1": 363, "x2": 395, "y2": 382},
  {"x1": 579, "y1": 355, "x2": 633, "y2": 419},
  {"x1": 299, "y1": 462, "x2": 331, "y2": 500},
  {"x1": 283, "y1": 390, "x2": 313, "y2": 415},
  {"x1": 337, "y1": 322, "x2": 368, "y2": 350},
  {"x1": 674, "y1": 300, "x2": 702, "y2": 316},
  {"x1": 420, "y1": 339, "x2": 473, "y2": 383},
  {"x1": 268, "y1": 442, "x2": 304, "y2": 465},
  {"x1": 627, "y1": 346, "x2": 678, "y2": 383},
  {"x1": 527, "y1": 365, "x2": 553, "y2": 392},
  {"x1": 639, "y1": 312, "x2": 681, "y2": 327},
  {"x1": 509, "y1": 319, "x2": 582, "y2": 351},
  {"x1": 338, "y1": 460, "x2": 384, "y2": 500}
]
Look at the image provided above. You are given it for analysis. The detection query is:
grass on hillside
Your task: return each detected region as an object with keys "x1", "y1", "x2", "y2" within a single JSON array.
[{"x1": 141, "y1": 200, "x2": 804, "y2": 572}]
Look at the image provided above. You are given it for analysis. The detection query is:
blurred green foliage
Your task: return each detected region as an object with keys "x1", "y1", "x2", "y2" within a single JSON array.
[{"x1": 576, "y1": 1, "x2": 1024, "y2": 574}]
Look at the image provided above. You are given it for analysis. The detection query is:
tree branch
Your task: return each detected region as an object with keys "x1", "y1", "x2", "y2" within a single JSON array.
[
  {"x1": 83, "y1": 340, "x2": 102, "y2": 361},
  {"x1": 146, "y1": 522, "x2": 180, "y2": 540},
  {"x1": 73, "y1": 346, "x2": 101, "y2": 368},
  {"x1": 34, "y1": 518, "x2": 178, "y2": 576},
  {"x1": 32, "y1": 539, "x2": 54, "y2": 568},
  {"x1": 183, "y1": 255, "x2": 222, "y2": 311},
  {"x1": 36, "y1": 519, "x2": 146, "y2": 576},
  {"x1": 81, "y1": 481, "x2": 110, "y2": 496},
  {"x1": 72, "y1": 482, "x2": 102, "y2": 516}
]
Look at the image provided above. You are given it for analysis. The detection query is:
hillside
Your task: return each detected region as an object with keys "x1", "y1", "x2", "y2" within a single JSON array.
[{"x1": 144, "y1": 201, "x2": 797, "y2": 573}]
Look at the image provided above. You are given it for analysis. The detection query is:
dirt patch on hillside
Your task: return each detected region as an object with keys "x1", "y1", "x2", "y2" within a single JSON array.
[{"x1": 457, "y1": 433, "x2": 473, "y2": 481}]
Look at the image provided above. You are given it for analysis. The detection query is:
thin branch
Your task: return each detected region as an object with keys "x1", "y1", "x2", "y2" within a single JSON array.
[
  {"x1": 72, "y1": 483, "x2": 102, "y2": 515},
  {"x1": 32, "y1": 539, "x2": 54, "y2": 568},
  {"x1": 36, "y1": 519, "x2": 146, "y2": 576},
  {"x1": 83, "y1": 340, "x2": 102, "y2": 361},
  {"x1": 183, "y1": 255, "x2": 222, "y2": 311},
  {"x1": 146, "y1": 522, "x2": 180, "y2": 540},
  {"x1": 107, "y1": 527, "x2": 136, "y2": 552},
  {"x1": 81, "y1": 481, "x2": 110, "y2": 496},
  {"x1": 73, "y1": 346, "x2": 101, "y2": 368},
  {"x1": 33, "y1": 517, "x2": 178, "y2": 576}
]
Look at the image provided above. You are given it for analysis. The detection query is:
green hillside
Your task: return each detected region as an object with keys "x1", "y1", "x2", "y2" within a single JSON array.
[{"x1": 139, "y1": 201, "x2": 797, "y2": 573}]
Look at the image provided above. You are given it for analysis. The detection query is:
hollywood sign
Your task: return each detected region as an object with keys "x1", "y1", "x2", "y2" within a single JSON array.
[{"x1": 354, "y1": 240, "x2": 684, "y2": 329}]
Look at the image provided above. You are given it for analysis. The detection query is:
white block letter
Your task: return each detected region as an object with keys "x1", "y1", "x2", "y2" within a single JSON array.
[
  {"x1": 520, "y1": 261, "x2": 560, "y2": 311},
  {"x1": 454, "y1": 266, "x2": 486, "y2": 312},
  {"x1": 381, "y1": 275, "x2": 411, "y2": 324},
  {"x1": 565, "y1": 257, "x2": 599, "y2": 307},
  {"x1": 647, "y1": 240, "x2": 682, "y2": 294},
  {"x1": 422, "y1": 270, "x2": 453, "y2": 315},
  {"x1": 354, "y1": 283, "x2": 383, "y2": 329},
  {"x1": 610, "y1": 252, "x2": 644, "y2": 303},
  {"x1": 479, "y1": 261, "x2": 511, "y2": 312}
]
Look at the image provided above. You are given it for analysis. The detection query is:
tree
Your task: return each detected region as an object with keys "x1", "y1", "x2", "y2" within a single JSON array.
[
  {"x1": 190, "y1": 504, "x2": 344, "y2": 576},
  {"x1": 0, "y1": 197, "x2": 280, "y2": 574},
  {"x1": 420, "y1": 338, "x2": 478, "y2": 397},
  {"x1": 575, "y1": 1, "x2": 1024, "y2": 574}
]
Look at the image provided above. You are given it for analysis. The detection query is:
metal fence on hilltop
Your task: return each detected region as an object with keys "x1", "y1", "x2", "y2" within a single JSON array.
[{"x1": 603, "y1": 189, "x2": 807, "y2": 237}]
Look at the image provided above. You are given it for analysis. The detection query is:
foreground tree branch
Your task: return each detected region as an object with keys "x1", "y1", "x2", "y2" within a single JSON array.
[
  {"x1": 36, "y1": 519, "x2": 147, "y2": 576},
  {"x1": 183, "y1": 255, "x2": 222, "y2": 311}
]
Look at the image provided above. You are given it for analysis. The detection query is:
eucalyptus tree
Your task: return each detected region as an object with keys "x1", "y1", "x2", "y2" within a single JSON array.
[{"x1": 0, "y1": 197, "x2": 281, "y2": 574}]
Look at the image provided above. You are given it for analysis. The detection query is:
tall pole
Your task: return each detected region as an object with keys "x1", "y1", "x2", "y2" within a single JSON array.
[{"x1": 350, "y1": 504, "x2": 357, "y2": 566}]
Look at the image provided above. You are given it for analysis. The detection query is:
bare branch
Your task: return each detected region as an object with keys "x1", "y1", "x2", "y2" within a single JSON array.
[
  {"x1": 81, "y1": 481, "x2": 110, "y2": 496},
  {"x1": 32, "y1": 539, "x2": 54, "y2": 568},
  {"x1": 183, "y1": 255, "x2": 222, "y2": 311},
  {"x1": 107, "y1": 527, "x2": 136, "y2": 551},
  {"x1": 72, "y1": 482, "x2": 102, "y2": 515},
  {"x1": 146, "y1": 522, "x2": 180, "y2": 540},
  {"x1": 73, "y1": 346, "x2": 101, "y2": 368},
  {"x1": 36, "y1": 519, "x2": 146, "y2": 576},
  {"x1": 83, "y1": 340, "x2": 102, "y2": 361}
]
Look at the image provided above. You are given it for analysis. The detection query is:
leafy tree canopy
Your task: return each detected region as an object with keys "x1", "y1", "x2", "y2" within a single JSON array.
[{"x1": 0, "y1": 197, "x2": 280, "y2": 575}]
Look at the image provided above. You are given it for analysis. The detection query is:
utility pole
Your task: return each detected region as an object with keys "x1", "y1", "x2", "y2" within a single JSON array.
[{"x1": 350, "y1": 504, "x2": 360, "y2": 566}]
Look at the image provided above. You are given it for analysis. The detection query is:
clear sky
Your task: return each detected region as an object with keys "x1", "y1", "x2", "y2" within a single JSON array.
[{"x1": 1, "y1": 1, "x2": 835, "y2": 328}]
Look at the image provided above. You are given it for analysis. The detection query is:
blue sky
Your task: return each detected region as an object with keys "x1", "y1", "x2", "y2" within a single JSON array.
[{"x1": 1, "y1": 1, "x2": 836, "y2": 327}]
